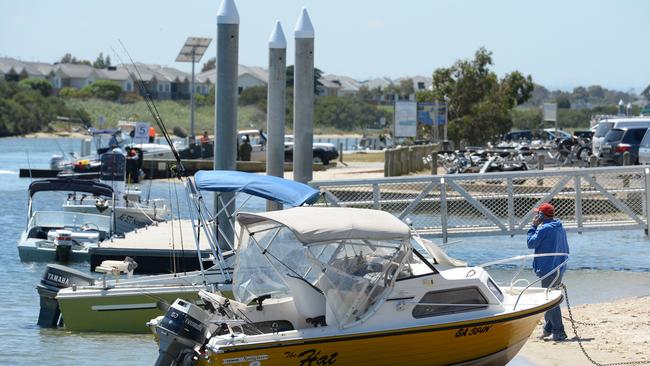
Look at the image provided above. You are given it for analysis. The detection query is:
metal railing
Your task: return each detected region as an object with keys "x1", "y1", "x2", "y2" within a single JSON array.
[{"x1": 312, "y1": 166, "x2": 650, "y2": 242}]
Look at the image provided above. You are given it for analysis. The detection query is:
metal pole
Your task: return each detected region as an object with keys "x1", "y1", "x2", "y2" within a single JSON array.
[
  {"x1": 266, "y1": 21, "x2": 287, "y2": 211},
  {"x1": 443, "y1": 99, "x2": 448, "y2": 142},
  {"x1": 293, "y1": 8, "x2": 315, "y2": 183},
  {"x1": 645, "y1": 168, "x2": 650, "y2": 236},
  {"x1": 214, "y1": 0, "x2": 239, "y2": 249},
  {"x1": 190, "y1": 50, "x2": 196, "y2": 143}
]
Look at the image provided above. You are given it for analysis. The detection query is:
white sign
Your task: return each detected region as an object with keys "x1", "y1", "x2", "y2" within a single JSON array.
[
  {"x1": 394, "y1": 101, "x2": 418, "y2": 138},
  {"x1": 134, "y1": 121, "x2": 150, "y2": 144},
  {"x1": 543, "y1": 103, "x2": 557, "y2": 122}
]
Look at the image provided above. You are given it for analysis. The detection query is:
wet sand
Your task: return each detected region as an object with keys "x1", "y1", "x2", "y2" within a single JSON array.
[{"x1": 519, "y1": 296, "x2": 650, "y2": 365}]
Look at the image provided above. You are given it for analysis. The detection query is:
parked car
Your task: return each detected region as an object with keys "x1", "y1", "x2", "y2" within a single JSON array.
[
  {"x1": 284, "y1": 135, "x2": 339, "y2": 165},
  {"x1": 573, "y1": 130, "x2": 594, "y2": 140},
  {"x1": 637, "y1": 129, "x2": 650, "y2": 165},
  {"x1": 502, "y1": 130, "x2": 533, "y2": 142},
  {"x1": 543, "y1": 128, "x2": 572, "y2": 141},
  {"x1": 592, "y1": 118, "x2": 650, "y2": 156},
  {"x1": 599, "y1": 127, "x2": 648, "y2": 165}
]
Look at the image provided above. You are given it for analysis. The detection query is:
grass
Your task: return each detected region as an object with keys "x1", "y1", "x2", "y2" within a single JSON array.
[
  {"x1": 342, "y1": 151, "x2": 386, "y2": 163},
  {"x1": 65, "y1": 98, "x2": 359, "y2": 135},
  {"x1": 65, "y1": 98, "x2": 267, "y2": 133}
]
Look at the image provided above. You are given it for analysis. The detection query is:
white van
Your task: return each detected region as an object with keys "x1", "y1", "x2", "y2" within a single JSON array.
[{"x1": 592, "y1": 117, "x2": 650, "y2": 156}]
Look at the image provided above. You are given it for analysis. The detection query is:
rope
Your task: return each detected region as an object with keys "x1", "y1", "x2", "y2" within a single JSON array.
[
  {"x1": 172, "y1": 179, "x2": 186, "y2": 275},
  {"x1": 562, "y1": 284, "x2": 650, "y2": 365}
]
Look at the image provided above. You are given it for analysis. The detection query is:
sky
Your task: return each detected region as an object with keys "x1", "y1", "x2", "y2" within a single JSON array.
[{"x1": 1, "y1": 0, "x2": 648, "y2": 92}]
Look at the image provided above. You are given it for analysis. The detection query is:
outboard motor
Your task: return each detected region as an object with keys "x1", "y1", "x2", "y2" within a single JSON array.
[
  {"x1": 36, "y1": 264, "x2": 95, "y2": 327},
  {"x1": 154, "y1": 299, "x2": 215, "y2": 366}
]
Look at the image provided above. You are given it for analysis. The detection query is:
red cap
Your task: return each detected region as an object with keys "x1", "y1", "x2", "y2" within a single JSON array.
[{"x1": 534, "y1": 203, "x2": 555, "y2": 217}]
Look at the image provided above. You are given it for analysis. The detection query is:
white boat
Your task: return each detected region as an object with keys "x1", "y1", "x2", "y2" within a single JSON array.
[
  {"x1": 150, "y1": 206, "x2": 568, "y2": 366},
  {"x1": 18, "y1": 179, "x2": 117, "y2": 262},
  {"x1": 35, "y1": 170, "x2": 322, "y2": 333}
]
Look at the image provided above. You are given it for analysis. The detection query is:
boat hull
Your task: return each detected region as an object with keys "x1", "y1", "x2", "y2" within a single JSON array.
[
  {"x1": 57, "y1": 288, "x2": 202, "y2": 333},
  {"x1": 201, "y1": 299, "x2": 559, "y2": 366},
  {"x1": 18, "y1": 237, "x2": 90, "y2": 262}
]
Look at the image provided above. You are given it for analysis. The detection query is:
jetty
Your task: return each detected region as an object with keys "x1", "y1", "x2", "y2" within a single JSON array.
[{"x1": 89, "y1": 219, "x2": 216, "y2": 274}]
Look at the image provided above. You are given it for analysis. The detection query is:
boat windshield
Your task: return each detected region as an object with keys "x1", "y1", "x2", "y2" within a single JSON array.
[
  {"x1": 307, "y1": 239, "x2": 407, "y2": 326},
  {"x1": 233, "y1": 218, "x2": 409, "y2": 327}
]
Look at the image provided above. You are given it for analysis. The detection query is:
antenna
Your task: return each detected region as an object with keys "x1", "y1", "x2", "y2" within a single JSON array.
[{"x1": 113, "y1": 41, "x2": 185, "y2": 178}]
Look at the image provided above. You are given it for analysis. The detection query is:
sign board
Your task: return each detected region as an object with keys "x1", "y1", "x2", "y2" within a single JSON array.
[
  {"x1": 543, "y1": 103, "x2": 557, "y2": 122},
  {"x1": 134, "y1": 122, "x2": 150, "y2": 144},
  {"x1": 436, "y1": 102, "x2": 447, "y2": 126},
  {"x1": 394, "y1": 101, "x2": 418, "y2": 137},
  {"x1": 417, "y1": 102, "x2": 435, "y2": 126}
]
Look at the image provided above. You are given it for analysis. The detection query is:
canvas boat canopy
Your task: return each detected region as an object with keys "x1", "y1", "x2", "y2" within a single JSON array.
[
  {"x1": 233, "y1": 207, "x2": 414, "y2": 328},
  {"x1": 28, "y1": 179, "x2": 114, "y2": 198},
  {"x1": 238, "y1": 207, "x2": 411, "y2": 244},
  {"x1": 194, "y1": 170, "x2": 320, "y2": 207}
]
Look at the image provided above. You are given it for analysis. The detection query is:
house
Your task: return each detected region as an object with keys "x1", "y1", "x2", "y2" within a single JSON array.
[
  {"x1": 317, "y1": 78, "x2": 341, "y2": 97},
  {"x1": 51, "y1": 63, "x2": 97, "y2": 89},
  {"x1": 0, "y1": 57, "x2": 48, "y2": 81},
  {"x1": 319, "y1": 74, "x2": 360, "y2": 97},
  {"x1": 96, "y1": 67, "x2": 133, "y2": 92},
  {"x1": 362, "y1": 77, "x2": 393, "y2": 91},
  {"x1": 197, "y1": 64, "x2": 269, "y2": 95}
]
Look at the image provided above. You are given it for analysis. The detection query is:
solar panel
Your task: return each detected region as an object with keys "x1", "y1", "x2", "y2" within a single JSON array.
[{"x1": 175, "y1": 37, "x2": 212, "y2": 62}]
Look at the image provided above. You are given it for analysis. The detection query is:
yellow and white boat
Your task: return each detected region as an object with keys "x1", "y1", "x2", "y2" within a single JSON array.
[{"x1": 151, "y1": 207, "x2": 565, "y2": 366}]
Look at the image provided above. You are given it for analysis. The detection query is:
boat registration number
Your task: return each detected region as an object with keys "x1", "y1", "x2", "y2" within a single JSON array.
[{"x1": 454, "y1": 325, "x2": 491, "y2": 338}]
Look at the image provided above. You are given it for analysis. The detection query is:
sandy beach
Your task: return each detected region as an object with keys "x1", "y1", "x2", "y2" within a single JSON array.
[{"x1": 519, "y1": 295, "x2": 650, "y2": 365}]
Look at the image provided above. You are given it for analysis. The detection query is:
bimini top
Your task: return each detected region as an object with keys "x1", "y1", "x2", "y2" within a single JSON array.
[
  {"x1": 29, "y1": 179, "x2": 114, "y2": 198},
  {"x1": 238, "y1": 207, "x2": 411, "y2": 244},
  {"x1": 194, "y1": 170, "x2": 320, "y2": 207}
]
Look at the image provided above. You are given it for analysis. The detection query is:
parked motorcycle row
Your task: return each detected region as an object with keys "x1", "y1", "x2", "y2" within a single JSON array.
[{"x1": 438, "y1": 132, "x2": 594, "y2": 175}]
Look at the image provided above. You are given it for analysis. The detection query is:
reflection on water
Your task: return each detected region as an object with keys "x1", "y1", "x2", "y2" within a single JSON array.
[{"x1": 0, "y1": 137, "x2": 649, "y2": 365}]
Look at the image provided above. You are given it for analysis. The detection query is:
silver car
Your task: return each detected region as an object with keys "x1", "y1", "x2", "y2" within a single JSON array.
[
  {"x1": 639, "y1": 129, "x2": 650, "y2": 165},
  {"x1": 592, "y1": 118, "x2": 650, "y2": 156}
]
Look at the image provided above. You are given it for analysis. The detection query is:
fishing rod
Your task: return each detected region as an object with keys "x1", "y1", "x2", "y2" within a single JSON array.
[{"x1": 112, "y1": 41, "x2": 186, "y2": 179}]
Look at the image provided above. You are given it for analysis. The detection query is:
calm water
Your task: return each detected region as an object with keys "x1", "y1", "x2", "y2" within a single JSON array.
[{"x1": 0, "y1": 137, "x2": 649, "y2": 365}]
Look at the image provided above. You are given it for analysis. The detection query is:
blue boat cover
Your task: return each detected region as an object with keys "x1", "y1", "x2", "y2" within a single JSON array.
[{"x1": 194, "y1": 170, "x2": 320, "y2": 207}]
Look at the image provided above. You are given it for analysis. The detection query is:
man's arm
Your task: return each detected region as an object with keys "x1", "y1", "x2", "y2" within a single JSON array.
[{"x1": 527, "y1": 225, "x2": 546, "y2": 249}]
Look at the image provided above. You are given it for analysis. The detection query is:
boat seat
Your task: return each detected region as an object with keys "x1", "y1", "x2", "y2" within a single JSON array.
[{"x1": 283, "y1": 274, "x2": 326, "y2": 323}]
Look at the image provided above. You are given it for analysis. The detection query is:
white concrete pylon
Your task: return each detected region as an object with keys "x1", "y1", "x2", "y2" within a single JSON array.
[
  {"x1": 294, "y1": 7, "x2": 315, "y2": 38},
  {"x1": 269, "y1": 21, "x2": 287, "y2": 49},
  {"x1": 217, "y1": 0, "x2": 240, "y2": 24}
]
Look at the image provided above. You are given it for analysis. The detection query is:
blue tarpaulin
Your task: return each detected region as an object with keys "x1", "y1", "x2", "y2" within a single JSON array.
[{"x1": 194, "y1": 170, "x2": 320, "y2": 207}]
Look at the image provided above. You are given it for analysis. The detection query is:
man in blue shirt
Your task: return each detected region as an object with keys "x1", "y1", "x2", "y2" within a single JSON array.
[{"x1": 527, "y1": 203, "x2": 569, "y2": 341}]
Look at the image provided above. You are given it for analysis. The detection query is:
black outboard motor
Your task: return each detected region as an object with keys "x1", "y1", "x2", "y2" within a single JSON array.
[
  {"x1": 154, "y1": 299, "x2": 215, "y2": 366},
  {"x1": 36, "y1": 264, "x2": 95, "y2": 327}
]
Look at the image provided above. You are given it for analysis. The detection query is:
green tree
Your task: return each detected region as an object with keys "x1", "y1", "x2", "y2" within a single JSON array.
[
  {"x1": 0, "y1": 79, "x2": 82, "y2": 136},
  {"x1": 60, "y1": 53, "x2": 91, "y2": 66},
  {"x1": 81, "y1": 80, "x2": 122, "y2": 101},
  {"x1": 19, "y1": 78, "x2": 53, "y2": 97},
  {"x1": 314, "y1": 96, "x2": 391, "y2": 131},
  {"x1": 238, "y1": 85, "x2": 267, "y2": 110},
  {"x1": 417, "y1": 47, "x2": 534, "y2": 145},
  {"x1": 202, "y1": 57, "x2": 216, "y2": 72},
  {"x1": 92, "y1": 52, "x2": 111, "y2": 69},
  {"x1": 285, "y1": 65, "x2": 323, "y2": 94},
  {"x1": 399, "y1": 78, "x2": 414, "y2": 99}
]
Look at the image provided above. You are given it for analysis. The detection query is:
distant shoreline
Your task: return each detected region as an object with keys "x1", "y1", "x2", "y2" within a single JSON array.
[{"x1": 2, "y1": 131, "x2": 89, "y2": 139}]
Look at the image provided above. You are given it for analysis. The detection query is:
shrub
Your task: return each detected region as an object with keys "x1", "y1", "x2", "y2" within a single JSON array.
[
  {"x1": 58, "y1": 87, "x2": 79, "y2": 98},
  {"x1": 121, "y1": 91, "x2": 143, "y2": 104},
  {"x1": 172, "y1": 126, "x2": 188, "y2": 138},
  {"x1": 81, "y1": 80, "x2": 122, "y2": 101},
  {"x1": 19, "y1": 78, "x2": 53, "y2": 97}
]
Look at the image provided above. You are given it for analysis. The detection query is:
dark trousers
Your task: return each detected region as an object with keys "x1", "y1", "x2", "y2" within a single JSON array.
[{"x1": 541, "y1": 273, "x2": 565, "y2": 335}]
